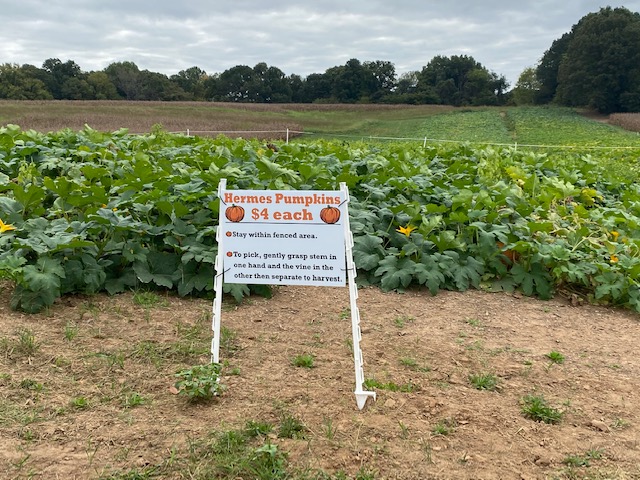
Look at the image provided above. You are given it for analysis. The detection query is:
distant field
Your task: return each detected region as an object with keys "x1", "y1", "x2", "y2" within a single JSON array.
[
  {"x1": 0, "y1": 100, "x2": 453, "y2": 140},
  {"x1": 0, "y1": 100, "x2": 639, "y2": 148}
]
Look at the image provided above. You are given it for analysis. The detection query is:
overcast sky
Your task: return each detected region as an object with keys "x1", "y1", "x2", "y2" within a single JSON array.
[{"x1": 1, "y1": 1, "x2": 639, "y2": 88}]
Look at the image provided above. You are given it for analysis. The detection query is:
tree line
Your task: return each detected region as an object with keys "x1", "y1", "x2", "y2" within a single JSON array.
[
  {"x1": 0, "y1": 56, "x2": 508, "y2": 107},
  {"x1": 1, "y1": 7, "x2": 638, "y2": 112}
]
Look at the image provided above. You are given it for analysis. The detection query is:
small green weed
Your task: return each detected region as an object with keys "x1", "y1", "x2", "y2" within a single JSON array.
[
  {"x1": 244, "y1": 420, "x2": 274, "y2": 438},
  {"x1": 393, "y1": 315, "x2": 414, "y2": 328},
  {"x1": 465, "y1": 318, "x2": 482, "y2": 327},
  {"x1": 64, "y1": 321, "x2": 79, "y2": 341},
  {"x1": 17, "y1": 328, "x2": 39, "y2": 356},
  {"x1": 291, "y1": 353, "x2": 315, "y2": 368},
  {"x1": 278, "y1": 412, "x2": 306, "y2": 439},
  {"x1": 521, "y1": 395, "x2": 563, "y2": 424},
  {"x1": 322, "y1": 416, "x2": 336, "y2": 440},
  {"x1": 174, "y1": 363, "x2": 223, "y2": 402},
  {"x1": 563, "y1": 448, "x2": 603, "y2": 467},
  {"x1": 71, "y1": 396, "x2": 90, "y2": 409},
  {"x1": 469, "y1": 373, "x2": 498, "y2": 391},
  {"x1": 546, "y1": 350, "x2": 565, "y2": 364},
  {"x1": 19, "y1": 379, "x2": 44, "y2": 392},
  {"x1": 121, "y1": 392, "x2": 146, "y2": 409},
  {"x1": 398, "y1": 421, "x2": 409, "y2": 439},
  {"x1": 432, "y1": 418, "x2": 456, "y2": 436}
]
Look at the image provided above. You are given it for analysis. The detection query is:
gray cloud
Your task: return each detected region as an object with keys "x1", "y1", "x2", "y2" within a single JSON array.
[{"x1": 1, "y1": 1, "x2": 637, "y2": 87}]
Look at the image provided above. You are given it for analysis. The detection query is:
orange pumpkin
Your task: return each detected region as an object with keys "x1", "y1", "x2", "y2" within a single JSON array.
[
  {"x1": 225, "y1": 205, "x2": 245, "y2": 223},
  {"x1": 497, "y1": 241, "x2": 518, "y2": 266},
  {"x1": 320, "y1": 205, "x2": 340, "y2": 224}
]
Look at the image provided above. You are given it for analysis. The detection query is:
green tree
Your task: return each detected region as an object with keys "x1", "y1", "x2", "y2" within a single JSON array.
[
  {"x1": 535, "y1": 33, "x2": 572, "y2": 104},
  {"x1": 554, "y1": 7, "x2": 640, "y2": 113},
  {"x1": 86, "y1": 71, "x2": 120, "y2": 99},
  {"x1": 0, "y1": 63, "x2": 52, "y2": 99},
  {"x1": 41, "y1": 58, "x2": 86, "y2": 99},
  {"x1": 250, "y1": 63, "x2": 292, "y2": 102},
  {"x1": 104, "y1": 61, "x2": 141, "y2": 100},
  {"x1": 138, "y1": 70, "x2": 188, "y2": 100},
  {"x1": 363, "y1": 60, "x2": 397, "y2": 101},
  {"x1": 512, "y1": 67, "x2": 541, "y2": 105},
  {"x1": 298, "y1": 72, "x2": 332, "y2": 102},
  {"x1": 328, "y1": 59, "x2": 376, "y2": 103},
  {"x1": 170, "y1": 66, "x2": 208, "y2": 100},
  {"x1": 418, "y1": 55, "x2": 507, "y2": 106},
  {"x1": 212, "y1": 64, "x2": 253, "y2": 101}
]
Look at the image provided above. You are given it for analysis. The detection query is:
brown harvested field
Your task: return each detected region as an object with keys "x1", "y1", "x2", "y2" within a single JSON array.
[
  {"x1": 0, "y1": 100, "x2": 454, "y2": 139},
  {"x1": 609, "y1": 113, "x2": 640, "y2": 133}
]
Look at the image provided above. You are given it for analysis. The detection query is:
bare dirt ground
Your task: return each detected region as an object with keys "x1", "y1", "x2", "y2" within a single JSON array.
[{"x1": 1, "y1": 284, "x2": 640, "y2": 479}]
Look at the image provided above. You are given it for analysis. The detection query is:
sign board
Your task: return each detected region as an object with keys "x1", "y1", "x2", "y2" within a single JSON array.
[
  {"x1": 212, "y1": 179, "x2": 375, "y2": 410},
  {"x1": 219, "y1": 190, "x2": 347, "y2": 286}
]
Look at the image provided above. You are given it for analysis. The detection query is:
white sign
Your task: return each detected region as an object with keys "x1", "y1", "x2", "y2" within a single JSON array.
[
  {"x1": 212, "y1": 180, "x2": 375, "y2": 410},
  {"x1": 219, "y1": 189, "x2": 347, "y2": 286}
]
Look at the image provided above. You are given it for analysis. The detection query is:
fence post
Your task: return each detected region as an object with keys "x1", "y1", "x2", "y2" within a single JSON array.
[
  {"x1": 187, "y1": 129, "x2": 190, "y2": 137},
  {"x1": 423, "y1": 137, "x2": 427, "y2": 148},
  {"x1": 286, "y1": 128, "x2": 289, "y2": 144}
]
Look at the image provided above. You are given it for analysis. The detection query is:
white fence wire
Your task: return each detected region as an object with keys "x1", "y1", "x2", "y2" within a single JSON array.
[{"x1": 169, "y1": 127, "x2": 640, "y2": 151}]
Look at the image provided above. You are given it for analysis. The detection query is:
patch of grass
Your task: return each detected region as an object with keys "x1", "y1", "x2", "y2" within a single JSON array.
[
  {"x1": 130, "y1": 338, "x2": 208, "y2": 366},
  {"x1": 399, "y1": 356, "x2": 430, "y2": 373},
  {"x1": 521, "y1": 395, "x2": 563, "y2": 424},
  {"x1": 71, "y1": 396, "x2": 90, "y2": 409},
  {"x1": 432, "y1": 418, "x2": 456, "y2": 436},
  {"x1": 278, "y1": 412, "x2": 307, "y2": 439},
  {"x1": 563, "y1": 448, "x2": 603, "y2": 467},
  {"x1": 16, "y1": 328, "x2": 39, "y2": 356},
  {"x1": 465, "y1": 318, "x2": 482, "y2": 327},
  {"x1": 132, "y1": 291, "x2": 167, "y2": 308},
  {"x1": 469, "y1": 373, "x2": 498, "y2": 391},
  {"x1": 19, "y1": 378, "x2": 44, "y2": 392},
  {"x1": 93, "y1": 351, "x2": 125, "y2": 370},
  {"x1": 546, "y1": 350, "x2": 565, "y2": 364},
  {"x1": 244, "y1": 420, "x2": 274, "y2": 438},
  {"x1": 0, "y1": 399, "x2": 42, "y2": 426},
  {"x1": 393, "y1": 315, "x2": 414, "y2": 328},
  {"x1": 364, "y1": 378, "x2": 417, "y2": 393},
  {"x1": 291, "y1": 353, "x2": 315, "y2": 368},
  {"x1": 611, "y1": 417, "x2": 630, "y2": 429},
  {"x1": 322, "y1": 416, "x2": 336, "y2": 440}
]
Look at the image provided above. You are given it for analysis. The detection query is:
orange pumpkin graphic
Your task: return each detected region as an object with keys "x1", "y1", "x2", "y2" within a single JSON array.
[
  {"x1": 320, "y1": 205, "x2": 340, "y2": 224},
  {"x1": 225, "y1": 205, "x2": 245, "y2": 223}
]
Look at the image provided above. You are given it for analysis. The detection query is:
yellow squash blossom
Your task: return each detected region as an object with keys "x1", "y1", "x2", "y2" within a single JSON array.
[
  {"x1": 611, "y1": 231, "x2": 620, "y2": 241},
  {"x1": 396, "y1": 225, "x2": 416, "y2": 237},
  {"x1": 610, "y1": 254, "x2": 619, "y2": 264},
  {"x1": 0, "y1": 219, "x2": 16, "y2": 233}
]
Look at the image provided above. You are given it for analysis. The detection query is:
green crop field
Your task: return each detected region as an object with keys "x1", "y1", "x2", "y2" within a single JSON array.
[{"x1": 1, "y1": 106, "x2": 640, "y2": 313}]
